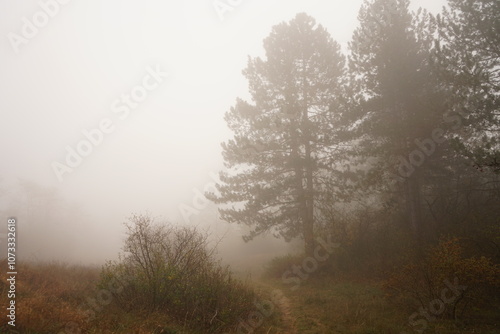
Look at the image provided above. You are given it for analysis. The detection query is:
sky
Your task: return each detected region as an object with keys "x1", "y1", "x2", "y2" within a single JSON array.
[{"x1": 0, "y1": 0, "x2": 447, "y2": 264}]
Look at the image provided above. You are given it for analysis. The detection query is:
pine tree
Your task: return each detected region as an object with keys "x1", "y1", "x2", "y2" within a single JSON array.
[
  {"x1": 207, "y1": 13, "x2": 345, "y2": 256},
  {"x1": 348, "y1": 0, "x2": 452, "y2": 244},
  {"x1": 436, "y1": 0, "x2": 500, "y2": 173}
]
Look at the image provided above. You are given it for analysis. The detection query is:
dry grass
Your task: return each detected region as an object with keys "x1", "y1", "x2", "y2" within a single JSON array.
[
  {"x1": 264, "y1": 275, "x2": 500, "y2": 334},
  {"x1": 0, "y1": 259, "x2": 283, "y2": 333},
  {"x1": 4, "y1": 256, "x2": 497, "y2": 333},
  {"x1": 0, "y1": 259, "x2": 192, "y2": 333},
  {"x1": 0, "y1": 259, "x2": 99, "y2": 333}
]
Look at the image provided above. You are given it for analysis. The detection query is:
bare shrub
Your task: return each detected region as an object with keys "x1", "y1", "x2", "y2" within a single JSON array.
[{"x1": 99, "y1": 213, "x2": 256, "y2": 332}]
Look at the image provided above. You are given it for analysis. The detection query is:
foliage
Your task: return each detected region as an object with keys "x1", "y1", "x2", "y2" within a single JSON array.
[
  {"x1": 435, "y1": 0, "x2": 500, "y2": 172},
  {"x1": 99, "y1": 214, "x2": 257, "y2": 333},
  {"x1": 386, "y1": 236, "x2": 500, "y2": 319}
]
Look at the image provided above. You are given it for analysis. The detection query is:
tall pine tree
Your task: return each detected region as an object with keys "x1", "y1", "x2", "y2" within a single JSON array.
[
  {"x1": 348, "y1": 0, "x2": 453, "y2": 245},
  {"x1": 207, "y1": 13, "x2": 345, "y2": 256}
]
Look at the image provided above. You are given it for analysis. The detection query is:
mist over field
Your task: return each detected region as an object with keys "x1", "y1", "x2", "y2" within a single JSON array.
[{"x1": 0, "y1": 0, "x2": 499, "y2": 333}]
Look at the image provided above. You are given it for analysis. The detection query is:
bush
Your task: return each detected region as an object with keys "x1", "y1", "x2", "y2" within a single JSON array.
[
  {"x1": 99, "y1": 214, "x2": 257, "y2": 332},
  {"x1": 263, "y1": 254, "x2": 306, "y2": 279},
  {"x1": 386, "y1": 236, "x2": 500, "y2": 320}
]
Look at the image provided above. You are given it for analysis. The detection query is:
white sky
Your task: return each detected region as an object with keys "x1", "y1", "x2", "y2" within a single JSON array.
[{"x1": 0, "y1": 0, "x2": 446, "y2": 261}]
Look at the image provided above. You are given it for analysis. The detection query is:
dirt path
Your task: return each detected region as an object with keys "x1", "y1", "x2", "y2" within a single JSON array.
[
  {"x1": 255, "y1": 281, "x2": 297, "y2": 333},
  {"x1": 273, "y1": 290, "x2": 296, "y2": 333}
]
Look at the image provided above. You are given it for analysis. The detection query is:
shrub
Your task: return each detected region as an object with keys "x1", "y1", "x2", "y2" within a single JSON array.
[
  {"x1": 99, "y1": 214, "x2": 257, "y2": 332},
  {"x1": 386, "y1": 236, "x2": 500, "y2": 320},
  {"x1": 263, "y1": 254, "x2": 306, "y2": 279}
]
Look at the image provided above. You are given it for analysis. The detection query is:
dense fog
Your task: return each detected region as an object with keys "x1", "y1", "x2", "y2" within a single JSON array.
[{"x1": 3, "y1": 0, "x2": 449, "y2": 267}]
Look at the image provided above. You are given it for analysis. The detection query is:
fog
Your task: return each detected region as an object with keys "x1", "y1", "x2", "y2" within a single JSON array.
[{"x1": 0, "y1": 0, "x2": 446, "y2": 269}]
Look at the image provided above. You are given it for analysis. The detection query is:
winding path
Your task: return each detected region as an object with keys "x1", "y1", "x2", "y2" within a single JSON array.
[{"x1": 255, "y1": 281, "x2": 297, "y2": 333}]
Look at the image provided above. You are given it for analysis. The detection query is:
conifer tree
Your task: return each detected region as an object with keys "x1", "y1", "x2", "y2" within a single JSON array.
[{"x1": 208, "y1": 13, "x2": 345, "y2": 255}]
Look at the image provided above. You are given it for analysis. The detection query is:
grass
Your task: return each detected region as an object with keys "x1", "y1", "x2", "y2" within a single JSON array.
[
  {"x1": 0, "y1": 260, "x2": 99, "y2": 333},
  {"x1": 0, "y1": 260, "x2": 208, "y2": 333},
  {"x1": 263, "y1": 276, "x2": 500, "y2": 334},
  {"x1": 0, "y1": 259, "x2": 283, "y2": 333},
  {"x1": 1, "y1": 259, "x2": 498, "y2": 333}
]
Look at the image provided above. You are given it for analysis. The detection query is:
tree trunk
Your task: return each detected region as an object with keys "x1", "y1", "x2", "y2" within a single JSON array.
[
  {"x1": 406, "y1": 174, "x2": 423, "y2": 252},
  {"x1": 301, "y1": 60, "x2": 315, "y2": 257},
  {"x1": 304, "y1": 128, "x2": 315, "y2": 257}
]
